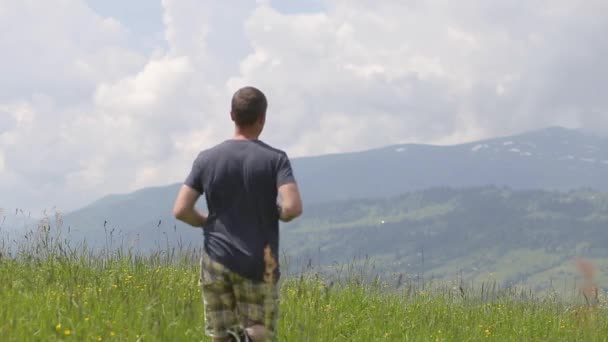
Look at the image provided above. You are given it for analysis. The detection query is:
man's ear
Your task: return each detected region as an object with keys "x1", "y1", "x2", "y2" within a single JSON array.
[
  {"x1": 259, "y1": 112, "x2": 266, "y2": 126},
  {"x1": 230, "y1": 111, "x2": 236, "y2": 122}
]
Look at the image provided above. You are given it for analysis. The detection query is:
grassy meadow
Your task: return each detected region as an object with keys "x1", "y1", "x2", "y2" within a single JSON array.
[{"x1": 1, "y1": 228, "x2": 608, "y2": 341}]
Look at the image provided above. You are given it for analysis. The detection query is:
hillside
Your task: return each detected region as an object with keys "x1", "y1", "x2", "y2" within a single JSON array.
[
  {"x1": 46, "y1": 186, "x2": 608, "y2": 292},
  {"x1": 282, "y1": 186, "x2": 608, "y2": 291}
]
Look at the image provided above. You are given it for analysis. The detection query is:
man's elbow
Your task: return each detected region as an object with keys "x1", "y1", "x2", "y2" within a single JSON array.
[
  {"x1": 281, "y1": 204, "x2": 303, "y2": 222},
  {"x1": 291, "y1": 204, "x2": 303, "y2": 218},
  {"x1": 172, "y1": 206, "x2": 187, "y2": 221}
]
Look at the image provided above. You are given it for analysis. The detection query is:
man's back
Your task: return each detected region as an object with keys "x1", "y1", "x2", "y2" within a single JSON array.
[
  {"x1": 185, "y1": 139, "x2": 295, "y2": 281},
  {"x1": 173, "y1": 86, "x2": 302, "y2": 341}
]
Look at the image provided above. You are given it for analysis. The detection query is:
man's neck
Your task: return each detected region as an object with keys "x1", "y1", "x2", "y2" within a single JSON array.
[{"x1": 233, "y1": 127, "x2": 260, "y2": 140}]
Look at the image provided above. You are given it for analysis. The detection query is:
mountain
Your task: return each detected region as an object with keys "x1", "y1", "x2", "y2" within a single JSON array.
[
  {"x1": 293, "y1": 126, "x2": 608, "y2": 204},
  {"x1": 56, "y1": 184, "x2": 205, "y2": 252},
  {"x1": 281, "y1": 186, "x2": 608, "y2": 291},
  {"x1": 24, "y1": 126, "x2": 607, "y2": 289},
  {"x1": 75, "y1": 126, "x2": 608, "y2": 212},
  {"x1": 46, "y1": 186, "x2": 608, "y2": 293},
  {"x1": 58, "y1": 126, "x2": 608, "y2": 243}
]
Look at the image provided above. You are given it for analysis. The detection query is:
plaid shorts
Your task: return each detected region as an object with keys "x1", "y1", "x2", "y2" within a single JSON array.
[{"x1": 199, "y1": 251, "x2": 279, "y2": 340}]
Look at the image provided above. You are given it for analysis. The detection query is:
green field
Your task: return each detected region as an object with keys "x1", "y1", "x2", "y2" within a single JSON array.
[{"x1": 1, "y1": 239, "x2": 608, "y2": 342}]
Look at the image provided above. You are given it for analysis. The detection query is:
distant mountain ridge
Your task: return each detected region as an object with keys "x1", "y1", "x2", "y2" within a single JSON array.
[
  {"x1": 86, "y1": 126, "x2": 608, "y2": 211},
  {"x1": 46, "y1": 127, "x2": 608, "y2": 269},
  {"x1": 292, "y1": 126, "x2": 608, "y2": 204}
]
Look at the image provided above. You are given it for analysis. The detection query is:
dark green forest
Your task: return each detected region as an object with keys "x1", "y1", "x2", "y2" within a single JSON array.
[{"x1": 281, "y1": 186, "x2": 608, "y2": 292}]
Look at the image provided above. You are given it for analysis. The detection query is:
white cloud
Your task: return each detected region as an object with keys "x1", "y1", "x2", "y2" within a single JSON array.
[
  {"x1": 95, "y1": 55, "x2": 193, "y2": 111},
  {"x1": 0, "y1": 1, "x2": 145, "y2": 102},
  {"x1": 0, "y1": 0, "x2": 607, "y2": 212},
  {"x1": 231, "y1": 0, "x2": 608, "y2": 150}
]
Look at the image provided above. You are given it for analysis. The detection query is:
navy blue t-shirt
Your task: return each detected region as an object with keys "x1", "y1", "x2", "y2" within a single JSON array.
[{"x1": 184, "y1": 139, "x2": 296, "y2": 282}]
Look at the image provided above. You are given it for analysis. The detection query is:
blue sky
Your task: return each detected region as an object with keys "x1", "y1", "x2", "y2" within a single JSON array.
[
  {"x1": 83, "y1": 0, "x2": 325, "y2": 50},
  {"x1": 85, "y1": 0, "x2": 164, "y2": 38},
  {"x1": 0, "y1": 0, "x2": 607, "y2": 212}
]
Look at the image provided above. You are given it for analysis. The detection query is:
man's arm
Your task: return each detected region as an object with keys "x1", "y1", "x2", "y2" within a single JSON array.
[
  {"x1": 173, "y1": 185, "x2": 207, "y2": 228},
  {"x1": 278, "y1": 182, "x2": 303, "y2": 222}
]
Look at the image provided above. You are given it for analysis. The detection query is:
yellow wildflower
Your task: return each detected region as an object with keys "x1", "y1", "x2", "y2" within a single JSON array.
[
  {"x1": 55, "y1": 323, "x2": 62, "y2": 331},
  {"x1": 64, "y1": 329, "x2": 71, "y2": 336}
]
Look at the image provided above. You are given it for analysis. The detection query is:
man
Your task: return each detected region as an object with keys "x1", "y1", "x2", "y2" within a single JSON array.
[{"x1": 173, "y1": 86, "x2": 303, "y2": 342}]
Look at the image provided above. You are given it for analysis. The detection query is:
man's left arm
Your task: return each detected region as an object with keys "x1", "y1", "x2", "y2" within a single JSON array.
[{"x1": 173, "y1": 185, "x2": 207, "y2": 228}]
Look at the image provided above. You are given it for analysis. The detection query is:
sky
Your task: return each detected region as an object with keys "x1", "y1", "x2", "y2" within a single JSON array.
[{"x1": 0, "y1": 0, "x2": 607, "y2": 213}]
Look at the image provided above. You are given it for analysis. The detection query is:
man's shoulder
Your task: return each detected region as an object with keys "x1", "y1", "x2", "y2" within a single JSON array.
[
  {"x1": 218, "y1": 139, "x2": 288, "y2": 158},
  {"x1": 191, "y1": 142, "x2": 226, "y2": 165},
  {"x1": 196, "y1": 140, "x2": 232, "y2": 156},
  {"x1": 252, "y1": 140, "x2": 288, "y2": 157},
  {"x1": 193, "y1": 140, "x2": 289, "y2": 163}
]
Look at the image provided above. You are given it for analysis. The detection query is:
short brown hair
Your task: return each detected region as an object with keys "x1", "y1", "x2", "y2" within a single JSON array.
[{"x1": 231, "y1": 86, "x2": 267, "y2": 126}]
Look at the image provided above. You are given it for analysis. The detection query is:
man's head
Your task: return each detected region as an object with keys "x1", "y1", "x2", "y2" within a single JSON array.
[{"x1": 230, "y1": 86, "x2": 268, "y2": 133}]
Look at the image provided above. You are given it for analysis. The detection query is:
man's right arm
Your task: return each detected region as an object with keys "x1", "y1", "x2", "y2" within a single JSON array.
[
  {"x1": 278, "y1": 182, "x2": 303, "y2": 222},
  {"x1": 173, "y1": 184, "x2": 207, "y2": 227},
  {"x1": 174, "y1": 153, "x2": 208, "y2": 228}
]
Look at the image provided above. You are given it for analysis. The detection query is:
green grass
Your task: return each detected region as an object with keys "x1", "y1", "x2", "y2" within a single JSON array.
[{"x1": 1, "y1": 233, "x2": 608, "y2": 341}]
